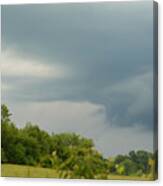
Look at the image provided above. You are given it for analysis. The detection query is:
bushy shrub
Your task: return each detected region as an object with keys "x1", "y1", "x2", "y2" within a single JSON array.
[
  {"x1": 40, "y1": 156, "x2": 54, "y2": 168},
  {"x1": 25, "y1": 156, "x2": 36, "y2": 166},
  {"x1": 1, "y1": 148, "x2": 8, "y2": 163}
]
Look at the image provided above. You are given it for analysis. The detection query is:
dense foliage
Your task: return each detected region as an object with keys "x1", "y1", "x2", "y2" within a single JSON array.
[{"x1": 1, "y1": 104, "x2": 157, "y2": 179}]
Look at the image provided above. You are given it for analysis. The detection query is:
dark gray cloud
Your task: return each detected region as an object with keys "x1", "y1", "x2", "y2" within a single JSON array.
[{"x1": 2, "y1": 1, "x2": 154, "y2": 130}]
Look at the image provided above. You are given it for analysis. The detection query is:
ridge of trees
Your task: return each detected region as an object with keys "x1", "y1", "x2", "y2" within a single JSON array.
[{"x1": 1, "y1": 104, "x2": 157, "y2": 179}]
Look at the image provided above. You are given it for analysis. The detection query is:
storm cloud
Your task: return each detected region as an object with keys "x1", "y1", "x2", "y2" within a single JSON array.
[{"x1": 1, "y1": 1, "x2": 154, "y2": 155}]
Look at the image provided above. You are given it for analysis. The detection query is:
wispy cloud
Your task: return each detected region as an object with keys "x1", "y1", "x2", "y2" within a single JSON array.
[{"x1": 1, "y1": 49, "x2": 67, "y2": 78}]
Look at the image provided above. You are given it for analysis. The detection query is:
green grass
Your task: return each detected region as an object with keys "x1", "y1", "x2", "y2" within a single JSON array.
[
  {"x1": 1, "y1": 164, "x2": 154, "y2": 180},
  {"x1": 107, "y1": 174, "x2": 154, "y2": 181},
  {"x1": 1, "y1": 164, "x2": 59, "y2": 178}
]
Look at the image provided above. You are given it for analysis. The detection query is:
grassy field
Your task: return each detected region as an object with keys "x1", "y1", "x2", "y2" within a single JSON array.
[
  {"x1": 1, "y1": 164, "x2": 154, "y2": 180},
  {"x1": 1, "y1": 164, "x2": 59, "y2": 178}
]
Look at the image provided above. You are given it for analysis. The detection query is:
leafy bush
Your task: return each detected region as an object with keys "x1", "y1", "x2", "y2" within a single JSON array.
[
  {"x1": 40, "y1": 156, "x2": 54, "y2": 168},
  {"x1": 1, "y1": 148, "x2": 8, "y2": 163}
]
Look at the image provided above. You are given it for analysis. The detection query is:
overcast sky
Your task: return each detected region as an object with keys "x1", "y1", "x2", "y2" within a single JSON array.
[{"x1": 1, "y1": 1, "x2": 154, "y2": 157}]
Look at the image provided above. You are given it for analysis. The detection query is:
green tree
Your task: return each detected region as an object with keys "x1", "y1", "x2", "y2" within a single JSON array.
[
  {"x1": 129, "y1": 150, "x2": 152, "y2": 173},
  {"x1": 1, "y1": 105, "x2": 19, "y2": 163},
  {"x1": 22, "y1": 123, "x2": 51, "y2": 156},
  {"x1": 1, "y1": 104, "x2": 12, "y2": 124},
  {"x1": 119, "y1": 159, "x2": 138, "y2": 175}
]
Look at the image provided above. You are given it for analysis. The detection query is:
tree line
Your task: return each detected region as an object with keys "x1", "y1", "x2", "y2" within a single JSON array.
[{"x1": 1, "y1": 104, "x2": 157, "y2": 179}]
